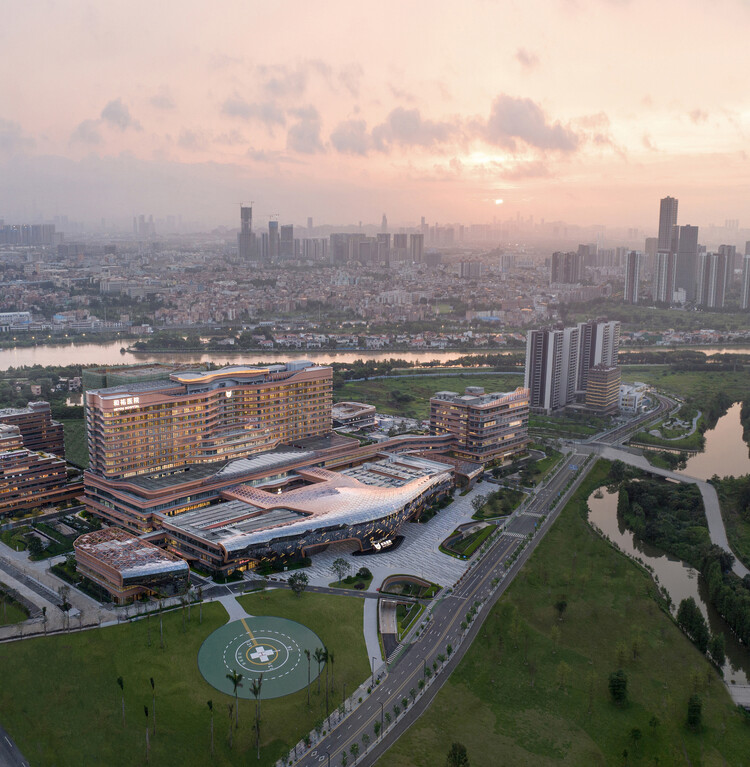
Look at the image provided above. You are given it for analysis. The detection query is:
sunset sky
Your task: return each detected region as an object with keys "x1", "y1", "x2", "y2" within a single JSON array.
[{"x1": 2, "y1": 0, "x2": 749, "y2": 229}]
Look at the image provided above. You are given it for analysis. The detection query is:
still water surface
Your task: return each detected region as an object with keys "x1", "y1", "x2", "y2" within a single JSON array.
[
  {"x1": 1, "y1": 340, "x2": 748, "y2": 371},
  {"x1": 676, "y1": 402, "x2": 750, "y2": 481},
  {"x1": 588, "y1": 487, "x2": 749, "y2": 684}
]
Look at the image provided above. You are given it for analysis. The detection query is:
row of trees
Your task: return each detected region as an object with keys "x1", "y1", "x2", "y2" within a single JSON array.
[{"x1": 676, "y1": 597, "x2": 726, "y2": 666}]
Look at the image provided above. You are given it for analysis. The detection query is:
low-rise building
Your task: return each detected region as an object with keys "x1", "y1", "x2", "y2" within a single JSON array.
[
  {"x1": 332, "y1": 401, "x2": 377, "y2": 430},
  {"x1": 74, "y1": 527, "x2": 189, "y2": 604},
  {"x1": 0, "y1": 401, "x2": 65, "y2": 457}
]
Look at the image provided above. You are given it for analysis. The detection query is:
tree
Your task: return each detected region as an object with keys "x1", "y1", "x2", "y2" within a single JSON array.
[
  {"x1": 350, "y1": 743, "x2": 359, "y2": 760},
  {"x1": 330, "y1": 557, "x2": 351, "y2": 584},
  {"x1": 150, "y1": 677, "x2": 156, "y2": 734},
  {"x1": 609, "y1": 459, "x2": 626, "y2": 483},
  {"x1": 116, "y1": 676, "x2": 125, "y2": 727},
  {"x1": 288, "y1": 571, "x2": 309, "y2": 597},
  {"x1": 144, "y1": 706, "x2": 150, "y2": 763},
  {"x1": 197, "y1": 585, "x2": 204, "y2": 624},
  {"x1": 608, "y1": 669, "x2": 628, "y2": 705},
  {"x1": 708, "y1": 632, "x2": 726, "y2": 668},
  {"x1": 226, "y1": 670, "x2": 243, "y2": 728},
  {"x1": 687, "y1": 694, "x2": 702, "y2": 732},
  {"x1": 362, "y1": 732, "x2": 370, "y2": 752},
  {"x1": 304, "y1": 648, "x2": 311, "y2": 707},
  {"x1": 27, "y1": 535, "x2": 44, "y2": 558},
  {"x1": 471, "y1": 495, "x2": 486, "y2": 515},
  {"x1": 446, "y1": 741, "x2": 470, "y2": 767},
  {"x1": 555, "y1": 661, "x2": 571, "y2": 691},
  {"x1": 42, "y1": 605, "x2": 47, "y2": 636},
  {"x1": 677, "y1": 597, "x2": 709, "y2": 653},
  {"x1": 250, "y1": 674, "x2": 263, "y2": 760},
  {"x1": 630, "y1": 727, "x2": 642, "y2": 753},
  {"x1": 314, "y1": 648, "x2": 326, "y2": 694},
  {"x1": 207, "y1": 700, "x2": 214, "y2": 756},
  {"x1": 554, "y1": 598, "x2": 567, "y2": 621}
]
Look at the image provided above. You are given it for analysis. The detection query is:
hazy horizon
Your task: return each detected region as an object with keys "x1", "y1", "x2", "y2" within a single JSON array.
[{"x1": 2, "y1": 0, "x2": 749, "y2": 231}]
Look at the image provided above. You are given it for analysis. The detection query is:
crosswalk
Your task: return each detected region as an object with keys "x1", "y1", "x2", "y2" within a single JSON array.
[{"x1": 501, "y1": 531, "x2": 528, "y2": 540}]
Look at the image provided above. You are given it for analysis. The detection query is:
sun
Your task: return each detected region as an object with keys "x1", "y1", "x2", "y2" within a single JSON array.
[{"x1": 494, "y1": 199, "x2": 504, "y2": 205}]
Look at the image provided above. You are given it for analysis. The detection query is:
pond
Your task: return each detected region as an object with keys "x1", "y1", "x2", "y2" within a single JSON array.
[{"x1": 587, "y1": 487, "x2": 749, "y2": 684}]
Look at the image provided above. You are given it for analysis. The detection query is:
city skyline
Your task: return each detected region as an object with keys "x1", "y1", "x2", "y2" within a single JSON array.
[{"x1": 1, "y1": 1, "x2": 749, "y2": 228}]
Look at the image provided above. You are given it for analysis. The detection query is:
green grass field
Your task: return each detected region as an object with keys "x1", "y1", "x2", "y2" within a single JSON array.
[
  {"x1": 377, "y1": 461, "x2": 750, "y2": 767},
  {"x1": 0, "y1": 591, "x2": 369, "y2": 767},
  {"x1": 622, "y1": 365, "x2": 750, "y2": 404},
  {"x1": 61, "y1": 418, "x2": 88, "y2": 468},
  {"x1": 334, "y1": 374, "x2": 524, "y2": 420},
  {"x1": 0, "y1": 590, "x2": 28, "y2": 625}
]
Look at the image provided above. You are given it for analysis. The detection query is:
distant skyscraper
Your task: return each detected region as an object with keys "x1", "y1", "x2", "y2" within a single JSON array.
[
  {"x1": 376, "y1": 233, "x2": 391, "y2": 264},
  {"x1": 673, "y1": 224, "x2": 699, "y2": 302},
  {"x1": 741, "y1": 255, "x2": 750, "y2": 310},
  {"x1": 307, "y1": 216, "x2": 313, "y2": 230},
  {"x1": 718, "y1": 244, "x2": 737, "y2": 284},
  {"x1": 237, "y1": 206, "x2": 254, "y2": 260},
  {"x1": 624, "y1": 251, "x2": 641, "y2": 304},
  {"x1": 280, "y1": 224, "x2": 294, "y2": 258},
  {"x1": 381, "y1": 213, "x2": 388, "y2": 233},
  {"x1": 268, "y1": 220, "x2": 279, "y2": 260},
  {"x1": 697, "y1": 252, "x2": 728, "y2": 309},
  {"x1": 653, "y1": 250, "x2": 676, "y2": 304},
  {"x1": 409, "y1": 233, "x2": 424, "y2": 264},
  {"x1": 658, "y1": 196, "x2": 678, "y2": 251},
  {"x1": 550, "y1": 251, "x2": 583, "y2": 284}
]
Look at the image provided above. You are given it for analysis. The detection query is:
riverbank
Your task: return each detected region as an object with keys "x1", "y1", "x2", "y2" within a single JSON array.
[{"x1": 378, "y1": 459, "x2": 750, "y2": 767}]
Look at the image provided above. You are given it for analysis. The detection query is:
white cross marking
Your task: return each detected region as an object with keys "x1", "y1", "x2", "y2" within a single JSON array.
[{"x1": 250, "y1": 646, "x2": 274, "y2": 663}]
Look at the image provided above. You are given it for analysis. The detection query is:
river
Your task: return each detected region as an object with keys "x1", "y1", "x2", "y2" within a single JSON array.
[
  {"x1": 1, "y1": 340, "x2": 749, "y2": 372},
  {"x1": 587, "y1": 487, "x2": 750, "y2": 684},
  {"x1": 676, "y1": 402, "x2": 750, "y2": 481}
]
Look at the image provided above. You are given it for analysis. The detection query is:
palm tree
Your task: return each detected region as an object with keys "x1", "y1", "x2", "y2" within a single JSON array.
[
  {"x1": 42, "y1": 605, "x2": 47, "y2": 636},
  {"x1": 328, "y1": 650, "x2": 335, "y2": 704},
  {"x1": 144, "y1": 706, "x2": 150, "y2": 763},
  {"x1": 158, "y1": 600, "x2": 164, "y2": 649},
  {"x1": 226, "y1": 670, "x2": 243, "y2": 728},
  {"x1": 197, "y1": 585, "x2": 203, "y2": 624},
  {"x1": 304, "y1": 649, "x2": 311, "y2": 707},
  {"x1": 324, "y1": 648, "x2": 331, "y2": 712},
  {"x1": 207, "y1": 700, "x2": 214, "y2": 756},
  {"x1": 227, "y1": 703, "x2": 234, "y2": 749},
  {"x1": 250, "y1": 674, "x2": 263, "y2": 760},
  {"x1": 150, "y1": 677, "x2": 156, "y2": 734},
  {"x1": 314, "y1": 648, "x2": 326, "y2": 695},
  {"x1": 116, "y1": 676, "x2": 125, "y2": 727}
]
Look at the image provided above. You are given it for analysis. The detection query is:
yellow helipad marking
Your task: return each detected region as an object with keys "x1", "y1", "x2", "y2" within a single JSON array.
[{"x1": 241, "y1": 618, "x2": 258, "y2": 646}]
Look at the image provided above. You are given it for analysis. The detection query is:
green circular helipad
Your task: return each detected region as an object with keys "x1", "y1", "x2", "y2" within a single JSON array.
[{"x1": 198, "y1": 616, "x2": 324, "y2": 699}]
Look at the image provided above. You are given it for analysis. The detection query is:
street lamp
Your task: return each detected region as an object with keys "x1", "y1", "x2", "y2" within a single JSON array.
[
  {"x1": 371, "y1": 656, "x2": 376, "y2": 687},
  {"x1": 326, "y1": 752, "x2": 331, "y2": 767},
  {"x1": 342, "y1": 682, "x2": 347, "y2": 713},
  {"x1": 379, "y1": 701, "x2": 384, "y2": 736}
]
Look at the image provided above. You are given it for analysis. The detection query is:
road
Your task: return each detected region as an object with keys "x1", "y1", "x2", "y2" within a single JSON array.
[
  {"x1": 289, "y1": 448, "x2": 590, "y2": 767},
  {"x1": 0, "y1": 724, "x2": 28, "y2": 767}
]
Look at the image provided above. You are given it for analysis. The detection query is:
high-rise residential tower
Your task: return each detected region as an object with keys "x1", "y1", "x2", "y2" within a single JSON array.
[
  {"x1": 237, "y1": 206, "x2": 255, "y2": 260},
  {"x1": 624, "y1": 251, "x2": 641, "y2": 304},
  {"x1": 697, "y1": 252, "x2": 728, "y2": 309},
  {"x1": 742, "y1": 254, "x2": 750, "y2": 310},
  {"x1": 409, "y1": 233, "x2": 424, "y2": 264},
  {"x1": 268, "y1": 220, "x2": 280, "y2": 259},
  {"x1": 658, "y1": 196, "x2": 678, "y2": 251},
  {"x1": 674, "y1": 225, "x2": 699, "y2": 302}
]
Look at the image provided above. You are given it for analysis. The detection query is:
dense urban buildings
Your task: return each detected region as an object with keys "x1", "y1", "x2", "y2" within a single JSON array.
[
  {"x1": 696, "y1": 251, "x2": 728, "y2": 309},
  {"x1": 0, "y1": 401, "x2": 65, "y2": 457},
  {"x1": 429, "y1": 386, "x2": 530, "y2": 463},
  {"x1": 332, "y1": 401, "x2": 377, "y2": 430},
  {"x1": 550, "y1": 251, "x2": 584, "y2": 284}
]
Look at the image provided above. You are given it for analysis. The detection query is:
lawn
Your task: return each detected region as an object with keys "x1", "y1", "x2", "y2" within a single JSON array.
[
  {"x1": 61, "y1": 418, "x2": 88, "y2": 468},
  {"x1": 441, "y1": 525, "x2": 495, "y2": 558},
  {"x1": 333, "y1": 373, "x2": 524, "y2": 421},
  {"x1": 0, "y1": 591, "x2": 369, "y2": 767},
  {"x1": 0, "y1": 585, "x2": 28, "y2": 625},
  {"x1": 377, "y1": 461, "x2": 750, "y2": 767},
  {"x1": 622, "y1": 365, "x2": 750, "y2": 404}
]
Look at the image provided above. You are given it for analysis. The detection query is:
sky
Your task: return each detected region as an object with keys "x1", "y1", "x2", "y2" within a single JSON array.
[{"x1": 1, "y1": 0, "x2": 749, "y2": 230}]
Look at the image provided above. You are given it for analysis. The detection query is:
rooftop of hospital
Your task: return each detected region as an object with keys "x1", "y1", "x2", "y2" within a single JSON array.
[{"x1": 74, "y1": 527, "x2": 189, "y2": 578}]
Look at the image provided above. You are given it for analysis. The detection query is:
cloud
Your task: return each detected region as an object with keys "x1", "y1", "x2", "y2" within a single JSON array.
[
  {"x1": 483, "y1": 95, "x2": 579, "y2": 152},
  {"x1": 0, "y1": 118, "x2": 33, "y2": 152},
  {"x1": 389, "y1": 84, "x2": 416, "y2": 103},
  {"x1": 222, "y1": 97, "x2": 286, "y2": 126},
  {"x1": 330, "y1": 119, "x2": 370, "y2": 155},
  {"x1": 642, "y1": 133, "x2": 657, "y2": 151},
  {"x1": 177, "y1": 129, "x2": 208, "y2": 152},
  {"x1": 688, "y1": 108, "x2": 708, "y2": 124},
  {"x1": 100, "y1": 98, "x2": 141, "y2": 130},
  {"x1": 286, "y1": 107, "x2": 323, "y2": 154},
  {"x1": 339, "y1": 64, "x2": 364, "y2": 98},
  {"x1": 150, "y1": 89, "x2": 176, "y2": 110},
  {"x1": 515, "y1": 48, "x2": 539, "y2": 71},
  {"x1": 372, "y1": 107, "x2": 458, "y2": 150},
  {"x1": 70, "y1": 119, "x2": 102, "y2": 145}
]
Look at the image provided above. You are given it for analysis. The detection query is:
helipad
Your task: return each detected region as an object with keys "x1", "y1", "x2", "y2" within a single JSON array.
[{"x1": 198, "y1": 616, "x2": 324, "y2": 699}]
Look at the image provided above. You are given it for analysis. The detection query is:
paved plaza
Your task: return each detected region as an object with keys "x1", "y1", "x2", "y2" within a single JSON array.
[{"x1": 275, "y1": 484, "x2": 493, "y2": 592}]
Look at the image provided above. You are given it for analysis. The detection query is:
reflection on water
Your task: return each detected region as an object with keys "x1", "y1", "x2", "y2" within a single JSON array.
[
  {"x1": 1, "y1": 341, "x2": 749, "y2": 372},
  {"x1": 588, "y1": 488, "x2": 749, "y2": 684},
  {"x1": 0, "y1": 342, "x2": 522, "y2": 371},
  {"x1": 677, "y1": 402, "x2": 750, "y2": 481}
]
